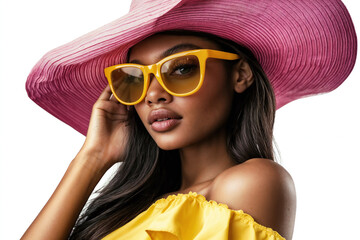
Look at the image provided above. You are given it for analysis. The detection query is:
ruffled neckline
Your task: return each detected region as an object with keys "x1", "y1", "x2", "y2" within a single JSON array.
[
  {"x1": 154, "y1": 191, "x2": 240, "y2": 212},
  {"x1": 152, "y1": 191, "x2": 285, "y2": 239},
  {"x1": 103, "y1": 191, "x2": 285, "y2": 240}
]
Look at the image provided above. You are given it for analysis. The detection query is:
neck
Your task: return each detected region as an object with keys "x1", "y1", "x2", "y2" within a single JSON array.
[{"x1": 178, "y1": 129, "x2": 236, "y2": 190}]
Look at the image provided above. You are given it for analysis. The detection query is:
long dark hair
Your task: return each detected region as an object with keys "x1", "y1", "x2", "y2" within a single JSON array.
[{"x1": 69, "y1": 30, "x2": 276, "y2": 239}]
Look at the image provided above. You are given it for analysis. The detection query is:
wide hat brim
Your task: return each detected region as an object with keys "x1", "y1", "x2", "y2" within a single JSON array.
[{"x1": 26, "y1": 0, "x2": 357, "y2": 135}]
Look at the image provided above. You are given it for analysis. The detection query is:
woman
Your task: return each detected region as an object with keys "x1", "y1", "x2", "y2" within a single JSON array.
[{"x1": 22, "y1": 0, "x2": 357, "y2": 239}]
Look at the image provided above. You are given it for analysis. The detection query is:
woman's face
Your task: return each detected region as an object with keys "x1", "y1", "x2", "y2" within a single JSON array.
[{"x1": 130, "y1": 33, "x2": 236, "y2": 150}]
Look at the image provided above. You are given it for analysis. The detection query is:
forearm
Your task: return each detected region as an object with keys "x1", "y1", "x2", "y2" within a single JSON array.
[{"x1": 21, "y1": 151, "x2": 109, "y2": 240}]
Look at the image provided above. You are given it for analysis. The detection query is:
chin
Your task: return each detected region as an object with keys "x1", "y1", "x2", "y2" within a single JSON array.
[
  {"x1": 157, "y1": 145, "x2": 178, "y2": 151},
  {"x1": 152, "y1": 135, "x2": 188, "y2": 151},
  {"x1": 154, "y1": 140, "x2": 182, "y2": 151}
]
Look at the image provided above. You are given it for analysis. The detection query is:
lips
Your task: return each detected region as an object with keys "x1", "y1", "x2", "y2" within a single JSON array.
[{"x1": 148, "y1": 108, "x2": 182, "y2": 132}]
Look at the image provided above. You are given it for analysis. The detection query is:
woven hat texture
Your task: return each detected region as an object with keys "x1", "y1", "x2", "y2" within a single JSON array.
[{"x1": 26, "y1": 0, "x2": 357, "y2": 135}]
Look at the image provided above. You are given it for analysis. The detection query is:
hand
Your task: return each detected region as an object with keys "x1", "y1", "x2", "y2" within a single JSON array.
[{"x1": 80, "y1": 85, "x2": 130, "y2": 168}]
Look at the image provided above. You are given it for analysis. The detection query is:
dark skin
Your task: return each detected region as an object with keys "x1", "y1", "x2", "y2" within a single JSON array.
[
  {"x1": 21, "y1": 34, "x2": 296, "y2": 240},
  {"x1": 132, "y1": 34, "x2": 296, "y2": 239}
]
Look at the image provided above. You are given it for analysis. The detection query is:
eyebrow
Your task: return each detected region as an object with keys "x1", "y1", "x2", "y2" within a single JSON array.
[{"x1": 129, "y1": 43, "x2": 201, "y2": 64}]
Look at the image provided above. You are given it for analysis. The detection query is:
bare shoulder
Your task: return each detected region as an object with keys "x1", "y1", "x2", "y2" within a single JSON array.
[{"x1": 209, "y1": 158, "x2": 296, "y2": 240}]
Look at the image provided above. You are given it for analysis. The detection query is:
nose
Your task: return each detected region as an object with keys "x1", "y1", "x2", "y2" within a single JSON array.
[{"x1": 145, "y1": 74, "x2": 172, "y2": 105}]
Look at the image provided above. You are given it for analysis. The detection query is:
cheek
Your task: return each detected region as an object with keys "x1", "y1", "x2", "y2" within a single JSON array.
[
  {"x1": 198, "y1": 63, "x2": 234, "y2": 113},
  {"x1": 180, "y1": 66, "x2": 234, "y2": 134},
  {"x1": 134, "y1": 104, "x2": 148, "y2": 127}
]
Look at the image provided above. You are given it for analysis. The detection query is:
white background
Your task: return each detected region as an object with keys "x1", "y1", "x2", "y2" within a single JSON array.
[{"x1": 0, "y1": 1, "x2": 359, "y2": 239}]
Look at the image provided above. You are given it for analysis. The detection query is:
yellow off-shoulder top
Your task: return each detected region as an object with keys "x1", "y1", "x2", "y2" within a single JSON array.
[{"x1": 102, "y1": 191, "x2": 285, "y2": 240}]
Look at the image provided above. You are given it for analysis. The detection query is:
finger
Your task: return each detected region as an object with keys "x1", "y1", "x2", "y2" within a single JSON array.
[
  {"x1": 109, "y1": 101, "x2": 128, "y2": 115},
  {"x1": 96, "y1": 98, "x2": 128, "y2": 115},
  {"x1": 98, "y1": 85, "x2": 113, "y2": 101},
  {"x1": 109, "y1": 93, "x2": 119, "y2": 103}
]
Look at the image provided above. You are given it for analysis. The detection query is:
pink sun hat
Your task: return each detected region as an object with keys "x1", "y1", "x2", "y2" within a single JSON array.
[{"x1": 26, "y1": 0, "x2": 357, "y2": 135}]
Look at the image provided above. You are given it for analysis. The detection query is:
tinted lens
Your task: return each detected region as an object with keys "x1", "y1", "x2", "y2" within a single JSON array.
[
  {"x1": 111, "y1": 67, "x2": 144, "y2": 103},
  {"x1": 160, "y1": 55, "x2": 200, "y2": 94}
]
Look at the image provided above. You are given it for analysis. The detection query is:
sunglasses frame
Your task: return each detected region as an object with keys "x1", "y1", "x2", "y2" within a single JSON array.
[{"x1": 104, "y1": 49, "x2": 240, "y2": 105}]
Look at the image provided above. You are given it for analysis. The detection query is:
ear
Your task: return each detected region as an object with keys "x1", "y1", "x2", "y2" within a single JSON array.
[{"x1": 231, "y1": 59, "x2": 254, "y2": 93}]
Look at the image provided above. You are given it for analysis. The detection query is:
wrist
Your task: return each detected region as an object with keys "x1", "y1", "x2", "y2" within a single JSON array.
[{"x1": 71, "y1": 148, "x2": 112, "y2": 181}]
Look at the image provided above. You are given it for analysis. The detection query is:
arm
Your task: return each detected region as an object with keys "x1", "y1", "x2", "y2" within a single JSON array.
[
  {"x1": 209, "y1": 158, "x2": 296, "y2": 240},
  {"x1": 21, "y1": 151, "x2": 108, "y2": 239},
  {"x1": 21, "y1": 86, "x2": 129, "y2": 240}
]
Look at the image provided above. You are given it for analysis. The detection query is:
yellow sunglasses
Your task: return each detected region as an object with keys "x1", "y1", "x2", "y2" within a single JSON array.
[{"x1": 104, "y1": 49, "x2": 240, "y2": 105}]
